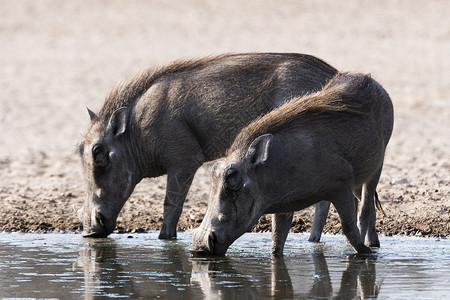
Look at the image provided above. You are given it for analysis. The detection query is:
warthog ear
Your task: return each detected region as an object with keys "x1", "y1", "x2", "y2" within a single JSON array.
[
  {"x1": 246, "y1": 134, "x2": 272, "y2": 166},
  {"x1": 87, "y1": 107, "x2": 97, "y2": 122},
  {"x1": 107, "y1": 107, "x2": 128, "y2": 136}
]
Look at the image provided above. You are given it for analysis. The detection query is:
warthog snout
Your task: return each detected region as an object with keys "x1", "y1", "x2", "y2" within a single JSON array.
[
  {"x1": 78, "y1": 207, "x2": 112, "y2": 238},
  {"x1": 191, "y1": 228, "x2": 222, "y2": 256}
]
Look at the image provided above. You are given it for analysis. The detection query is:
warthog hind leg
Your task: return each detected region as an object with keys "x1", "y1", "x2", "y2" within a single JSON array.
[
  {"x1": 308, "y1": 201, "x2": 331, "y2": 242},
  {"x1": 358, "y1": 166, "x2": 383, "y2": 247},
  {"x1": 333, "y1": 188, "x2": 371, "y2": 254}
]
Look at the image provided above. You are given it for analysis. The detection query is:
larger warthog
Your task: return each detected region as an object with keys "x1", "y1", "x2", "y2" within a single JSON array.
[
  {"x1": 76, "y1": 53, "x2": 340, "y2": 238},
  {"x1": 191, "y1": 72, "x2": 394, "y2": 255}
]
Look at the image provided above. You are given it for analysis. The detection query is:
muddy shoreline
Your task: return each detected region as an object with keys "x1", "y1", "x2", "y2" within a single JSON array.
[
  {"x1": 1, "y1": 155, "x2": 448, "y2": 239},
  {"x1": 0, "y1": 0, "x2": 449, "y2": 240}
]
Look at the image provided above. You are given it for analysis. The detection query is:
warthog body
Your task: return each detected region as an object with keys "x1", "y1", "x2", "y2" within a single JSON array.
[
  {"x1": 77, "y1": 53, "x2": 339, "y2": 238},
  {"x1": 192, "y1": 72, "x2": 394, "y2": 255}
]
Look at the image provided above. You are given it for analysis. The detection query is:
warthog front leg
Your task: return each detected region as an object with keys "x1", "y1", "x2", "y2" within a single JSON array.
[
  {"x1": 308, "y1": 201, "x2": 331, "y2": 242},
  {"x1": 271, "y1": 212, "x2": 294, "y2": 255},
  {"x1": 159, "y1": 168, "x2": 198, "y2": 239}
]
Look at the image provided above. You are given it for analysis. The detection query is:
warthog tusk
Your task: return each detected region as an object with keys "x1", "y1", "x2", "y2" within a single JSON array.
[
  {"x1": 208, "y1": 231, "x2": 217, "y2": 253},
  {"x1": 95, "y1": 210, "x2": 105, "y2": 227}
]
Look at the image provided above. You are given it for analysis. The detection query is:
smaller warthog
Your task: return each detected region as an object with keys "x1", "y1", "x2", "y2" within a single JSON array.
[{"x1": 192, "y1": 72, "x2": 394, "y2": 255}]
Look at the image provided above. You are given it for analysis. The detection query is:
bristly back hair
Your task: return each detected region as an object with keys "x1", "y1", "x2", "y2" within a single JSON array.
[
  {"x1": 94, "y1": 55, "x2": 231, "y2": 125},
  {"x1": 92, "y1": 53, "x2": 338, "y2": 126},
  {"x1": 228, "y1": 72, "x2": 375, "y2": 155}
]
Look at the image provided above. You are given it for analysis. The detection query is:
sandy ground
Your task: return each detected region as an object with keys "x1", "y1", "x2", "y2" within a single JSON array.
[{"x1": 0, "y1": 0, "x2": 449, "y2": 238}]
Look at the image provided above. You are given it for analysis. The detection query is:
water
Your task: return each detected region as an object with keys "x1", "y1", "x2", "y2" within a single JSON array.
[{"x1": 0, "y1": 232, "x2": 449, "y2": 299}]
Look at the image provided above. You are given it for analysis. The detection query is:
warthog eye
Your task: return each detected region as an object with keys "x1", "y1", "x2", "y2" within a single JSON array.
[
  {"x1": 92, "y1": 143, "x2": 109, "y2": 168},
  {"x1": 224, "y1": 164, "x2": 242, "y2": 191}
]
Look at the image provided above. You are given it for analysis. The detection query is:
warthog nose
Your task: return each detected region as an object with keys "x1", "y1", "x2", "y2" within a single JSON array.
[
  {"x1": 94, "y1": 210, "x2": 106, "y2": 227},
  {"x1": 82, "y1": 210, "x2": 109, "y2": 238},
  {"x1": 190, "y1": 230, "x2": 218, "y2": 256}
]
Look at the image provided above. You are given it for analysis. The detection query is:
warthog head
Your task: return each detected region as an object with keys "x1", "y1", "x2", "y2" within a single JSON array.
[
  {"x1": 77, "y1": 107, "x2": 139, "y2": 237},
  {"x1": 192, "y1": 134, "x2": 273, "y2": 255}
]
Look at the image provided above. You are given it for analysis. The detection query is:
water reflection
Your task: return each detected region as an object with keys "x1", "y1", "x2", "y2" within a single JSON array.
[
  {"x1": 1, "y1": 233, "x2": 448, "y2": 299},
  {"x1": 308, "y1": 252, "x2": 381, "y2": 299},
  {"x1": 190, "y1": 252, "x2": 380, "y2": 299},
  {"x1": 271, "y1": 257, "x2": 294, "y2": 298},
  {"x1": 75, "y1": 238, "x2": 381, "y2": 298},
  {"x1": 191, "y1": 258, "x2": 260, "y2": 299},
  {"x1": 336, "y1": 254, "x2": 381, "y2": 299},
  {"x1": 309, "y1": 252, "x2": 332, "y2": 298},
  {"x1": 76, "y1": 238, "x2": 196, "y2": 298},
  {"x1": 76, "y1": 239, "x2": 135, "y2": 298}
]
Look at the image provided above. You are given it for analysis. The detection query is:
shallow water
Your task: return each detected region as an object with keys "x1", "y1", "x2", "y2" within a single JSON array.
[{"x1": 0, "y1": 232, "x2": 449, "y2": 299}]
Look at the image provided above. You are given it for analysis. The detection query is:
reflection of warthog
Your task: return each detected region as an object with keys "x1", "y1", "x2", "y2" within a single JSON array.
[
  {"x1": 190, "y1": 250, "x2": 381, "y2": 299},
  {"x1": 191, "y1": 258, "x2": 261, "y2": 299},
  {"x1": 76, "y1": 53, "x2": 341, "y2": 239},
  {"x1": 76, "y1": 238, "x2": 196, "y2": 298},
  {"x1": 192, "y1": 72, "x2": 394, "y2": 255},
  {"x1": 75, "y1": 240, "x2": 126, "y2": 299},
  {"x1": 310, "y1": 252, "x2": 381, "y2": 299}
]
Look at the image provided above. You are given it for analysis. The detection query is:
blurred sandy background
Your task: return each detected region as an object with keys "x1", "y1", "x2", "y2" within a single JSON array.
[{"x1": 0, "y1": 0, "x2": 449, "y2": 236}]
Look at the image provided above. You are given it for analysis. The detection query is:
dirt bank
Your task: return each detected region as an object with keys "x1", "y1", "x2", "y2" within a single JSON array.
[{"x1": 0, "y1": 0, "x2": 449, "y2": 238}]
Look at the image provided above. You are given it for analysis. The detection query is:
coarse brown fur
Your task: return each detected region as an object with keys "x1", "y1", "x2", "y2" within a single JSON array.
[
  {"x1": 94, "y1": 56, "x2": 228, "y2": 126},
  {"x1": 95, "y1": 53, "x2": 337, "y2": 128},
  {"x1": 229, "y1": 72, "x2": 374, "y2": 155}
]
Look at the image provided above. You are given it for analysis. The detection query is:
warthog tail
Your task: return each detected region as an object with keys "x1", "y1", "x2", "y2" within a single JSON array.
[{"x1": 374, "y1": 191, "x2": 386, "y2": 216}]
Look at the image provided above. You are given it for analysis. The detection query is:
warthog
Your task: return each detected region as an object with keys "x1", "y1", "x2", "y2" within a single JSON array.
[
  {"x1": 191, "y1": 72, "x2": 394, "y2": 255},
  {"x1": 76, "y1": 53, "x2": 341, "y2": 238}
]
